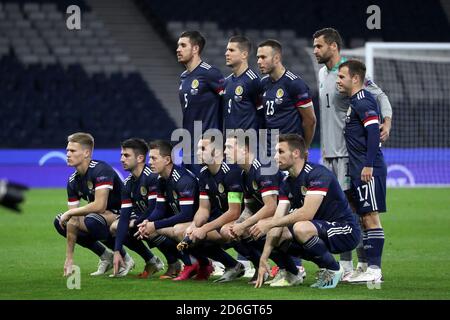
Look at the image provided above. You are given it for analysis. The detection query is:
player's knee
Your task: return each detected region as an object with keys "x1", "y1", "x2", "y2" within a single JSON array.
[
  {"x1": 84, "y1": 213, "x2": 109, "y2": 241},
  {"x1": 361, "y1": 212, "x2": 381, "y2": 229},
  {"x1": 173, "y1": 224, "x2": 186, "y2": 241},
  {"x1": 53, "y1": 213, "x2": 66, "y2": 237},
  {"x1": 293, "y1": 222, "x2": 312, "y2": 243},
  {"x1": 219, "y1": 226, "x2": 231, "y2": 241},
  {"x1": 67, "y1": 216, "x2": 80, "y2": 228},
  {"x1": 109, "y1": 221, "x2": 118, "y2": 236}
]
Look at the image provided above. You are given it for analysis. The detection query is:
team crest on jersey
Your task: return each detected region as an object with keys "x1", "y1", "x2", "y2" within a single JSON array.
[
  {"x1": 276, "y1": 89, "x2": 284, "y2": 98},
  {"x1": 234, "y1": 85, "x2": 243, "y2": 102},
  {"x1": 218, "y1": 183, "x2": 225, "y2": 194},
  {"x1": 87, "y1": 181, "x2": 94, "y2": 190},
  {"x1": 275, "y1": 88, "x2": 284, "y2": 104},
  {"x1": 191, "y1": 79, "x2": 199, "y2": 89},
  {"x1": 252, "y1": 180, "x2": 258, "y2": 190},
  {"x1": 191, "y1": 79, "x2": 199, "y2": 95},
  {"x1": 140, "y1": 186, "x2": 147, "y2": 197},
  {"x1": 345, "y1": 106, "x2": 352, "y2": 123},
  {"x1": 172, "y1": 190, "x2": 178, "y2": 199},
  {"x1": 301, "y1": 186, "x2": 307, "y2": 196}
]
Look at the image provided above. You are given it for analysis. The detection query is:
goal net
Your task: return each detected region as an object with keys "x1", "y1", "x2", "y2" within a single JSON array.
[{"x1": 341, "y1": 42, "x2": 450, "y2": 187}]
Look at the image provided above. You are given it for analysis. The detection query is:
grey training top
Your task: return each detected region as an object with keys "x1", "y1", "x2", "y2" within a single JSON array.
[{"x1": 318, "y1": 57, "x2": 393, "y2": 158}]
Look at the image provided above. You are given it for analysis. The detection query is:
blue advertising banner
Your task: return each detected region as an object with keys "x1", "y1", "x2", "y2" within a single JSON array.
[{"x1": 0, "y1": 149, "x2": 449, "y2": 187}]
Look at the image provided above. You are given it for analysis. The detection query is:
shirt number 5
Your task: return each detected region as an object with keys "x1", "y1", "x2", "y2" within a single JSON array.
[{"x1": 184, "y1": 93, "x2": 188, "y2": 109}]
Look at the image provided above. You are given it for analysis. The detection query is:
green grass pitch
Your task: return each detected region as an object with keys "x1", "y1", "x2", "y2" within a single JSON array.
[{"x1": 1, "y1": 188, "x2": 449, "y2": 300}]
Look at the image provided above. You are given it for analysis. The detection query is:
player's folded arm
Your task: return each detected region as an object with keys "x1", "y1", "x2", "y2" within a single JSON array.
[
  {"x1": 154, "y1": 201, "x2": 195, "y2": 230},
  {"x1": 193, "y1": 198, "x2": 211, "y2": 227}
]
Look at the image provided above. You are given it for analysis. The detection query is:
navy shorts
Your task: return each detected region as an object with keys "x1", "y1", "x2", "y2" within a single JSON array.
[
  {"x1": 350, "y1": 175, "x2": 386, "y2": 215},
  {"x1": 288, "y1": 220, "x2": 360, "y2": 255},
  {"x1": 311, "y1": 220, "x2": 360, "y2": 254}
]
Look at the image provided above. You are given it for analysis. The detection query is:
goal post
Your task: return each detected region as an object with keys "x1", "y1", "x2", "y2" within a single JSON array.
[{"x1": 364, "y1": 42, "x2": 450, "y2": 79}]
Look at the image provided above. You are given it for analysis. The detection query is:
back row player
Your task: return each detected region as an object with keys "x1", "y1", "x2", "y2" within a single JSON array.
[{"x1": 177, "y1": 31, "x2": 316, "y2": 164}]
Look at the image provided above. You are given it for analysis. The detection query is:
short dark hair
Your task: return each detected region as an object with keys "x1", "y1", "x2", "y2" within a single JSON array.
[
  {"x1": 229, "y1": 35, "x2": 252, "y2": 54},
  {"x1": 148, "y1": 140, "x2": 173, "y2": 158},
  {"x1": 313, "y1": 28, "x2": 343, "y2": 51},
  {"x1": 258, "y1": 39, "x2": 282, "y2": 55},
  {"x1": 339, "y1": 59, "x2": 366, "y2": 84},
  {"x1": 278, "y1": 134, "x2": 307, "y2": 159},
  {"x1": 179, "y1": 30, "x2": 206, "y2": 54},
  {"x1": 121, "y1": 138, "x2": 149, "y2": 158}
]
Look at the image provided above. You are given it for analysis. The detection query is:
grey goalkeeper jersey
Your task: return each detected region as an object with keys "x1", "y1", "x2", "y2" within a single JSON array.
[{"x1": 318, "y1": 57, "x2": 393, "y2": 158}]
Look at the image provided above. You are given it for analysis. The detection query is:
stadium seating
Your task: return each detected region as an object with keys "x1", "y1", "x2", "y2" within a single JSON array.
[
  {"x1": 2, "y1": 0, "x2": 448, "y2": 149},
  {"x1": 137, "y1": 0, "x2": 450, "y2": 44},
  {"x1": 0, "y1": 0, "x2": 176, "y2": 148},
  {"x1": 137, "y1": 0, "x2": 450, "y2": 149}
]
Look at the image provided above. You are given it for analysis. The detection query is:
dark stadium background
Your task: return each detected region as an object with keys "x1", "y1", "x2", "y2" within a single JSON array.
[{"x1": 1, "y1": 0, "x2": 449, "y2": 187}]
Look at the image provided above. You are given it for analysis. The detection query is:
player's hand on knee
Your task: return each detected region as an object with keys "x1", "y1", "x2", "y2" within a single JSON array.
[
  {"x1": 230, "y1": 223, "x2": 244, "y2": 239},
  {"x1": 249, "y1": 223, "x2": 262, "y2": 240},
  {"x1": 223, "y1": 225, "x2": 233, "y2": 239},
  {"x1": 190, "y1": 227, "x2": 206, "y2": 242},
  {"x1": 136, "y1": 219, "x2": 148, "y2": 229},
  {"x1": 135, "y1": 220, "x2": 149, "y2": 239},
  {"x1": 59, "y1": 212, "x2": 71, "y2": 228},
  {"x1": 185, "y1": 224, "x2": 195, "y2": 237}
]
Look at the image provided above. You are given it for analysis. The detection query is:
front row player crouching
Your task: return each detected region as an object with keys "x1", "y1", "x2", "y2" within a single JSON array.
[
  {"x1": 110, "y1": 138, "x2": 181, "y2": 278},
  {"x1": 224, "y1": 135, "x2": 303, "y2": 286},
  {"x1": 250, "y1": 134, "x2": 360, "y2": 289},
  {"x1": 179, "y1": 136, "x2": 246, "y2": 282},
  {"x1": 137, "y1": 140, "x2": 211, "y2": 280},
  {"x1": 54, "y1": 132, "x2": 133, "y2": 276}
]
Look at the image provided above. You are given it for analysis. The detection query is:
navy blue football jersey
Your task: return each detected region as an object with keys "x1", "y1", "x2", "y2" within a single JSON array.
[
  {"x1": 198, "y1": 162, "x2": 243, "y2": 218},
  {"x1": 344, "y1": 89, "x2": 387, "y2": 178},
  {"x1": 67, "y1": 160, "x2": 122, "y2": 211},
  {"x1": 279, "y1": 162, "x2": 354, "y2": 223},
  {"x1": 260, "y1": 70, "x2": 313, "y2": 135},
  {"x1": 179, "y1": 61, "x2": 225, "y2": 136},
  {"x1": 223, "y1": 68, "x2": 262, "y2": 131},
  {"x1": 120, "y1": 165, "x2": 159, "y2": 216},
  {"x1": 153, "y1": 165, "x2": 199, "y2": 229},
  {"x1": 242, "y1": 158, "x2": 281, "y2": 212}
]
